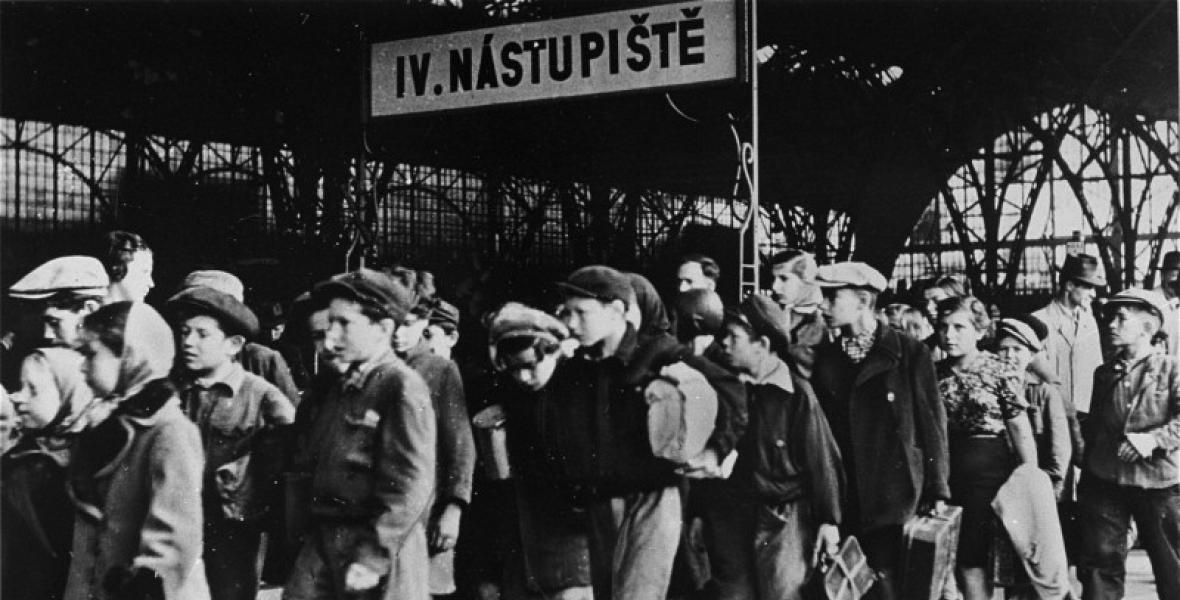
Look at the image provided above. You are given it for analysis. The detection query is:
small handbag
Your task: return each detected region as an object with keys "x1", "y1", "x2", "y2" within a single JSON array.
[{"x1": 808, "y1": 535, "x2": 876, "y2": 600}]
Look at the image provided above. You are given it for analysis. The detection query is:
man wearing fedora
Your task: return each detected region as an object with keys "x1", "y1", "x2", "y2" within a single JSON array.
[{"x1": 1035, "y1": 253, "x2": 1105, "y2": 420}]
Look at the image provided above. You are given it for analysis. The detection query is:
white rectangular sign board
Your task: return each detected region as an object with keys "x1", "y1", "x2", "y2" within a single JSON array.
[{"x1": 370, "y1": 1, "x2": 739, "y2": 117}]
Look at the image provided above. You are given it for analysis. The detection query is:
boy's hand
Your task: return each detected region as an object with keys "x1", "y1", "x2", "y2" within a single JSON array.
[
  {"x1": 1119, "y1": 434, "x2": 1157, "y2": 462},
  {"x1": 812, "y1": 524, "x2": 841, "y2": 567},
  {"x1": 344, "y1": 562, "x2": 381, "y2": 592},
  {"x1": 429, "y1": 503, "x2": 462, "y2": 553},
  {"x1": 677, "y1": 448, "x2": 722, "y2": 479}
]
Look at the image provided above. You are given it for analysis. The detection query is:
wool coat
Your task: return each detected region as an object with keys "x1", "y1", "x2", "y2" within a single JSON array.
[
  {"x1": 812, "y1": 324, "x2": 950, "y2": 533},
  {"x1": 64, "y1": 388, "x2": 209, "y2": 600}
]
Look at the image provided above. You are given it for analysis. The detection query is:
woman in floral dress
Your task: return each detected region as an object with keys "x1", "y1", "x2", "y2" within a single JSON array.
[{"x1": 935, "y1": 296, "x2": 1038, "y2": 600}]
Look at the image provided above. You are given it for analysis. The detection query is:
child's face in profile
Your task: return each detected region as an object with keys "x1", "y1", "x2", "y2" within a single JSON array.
[
  {"x1": 79, "y1": 329, "x2": 121, "y2": 398},
  {"x1": 12, "y1": 357, "x2": 62, "y2": 429}
]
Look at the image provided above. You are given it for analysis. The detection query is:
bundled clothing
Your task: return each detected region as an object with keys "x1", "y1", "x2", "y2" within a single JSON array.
[
  {"x1": 64, "y1": 303, "x2": 209, "y2": 600},
  {"x1": 402, "y1": 343, "x2": 476, "y2": 596},
  {"x1": 991, "y1": 464, "x2": 1071, "y2": 600},
  {"x1": 2, "y1": 348, "x2": 93, "y2": 600},
  {"x1": 176, "y1": 362, "x2": 296, "y2": 600},
  {"x1": 285, "y1": 348, "x2": 436, "y2": 600},
  {"x1": 1079, "y1": 349, "x2": 1180, "y2": 600}
]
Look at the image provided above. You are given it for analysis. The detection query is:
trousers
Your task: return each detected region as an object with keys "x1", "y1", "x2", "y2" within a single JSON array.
[
  {"x1": 1078, "y1": 476, "x2": 1180, "y2": 600},
  {"x1": 204, "y1": 517, "x2": 263, "y2": 600},
  {"x1": 700, "y1": 485, "x2": 816, "y2": 600},
  {"x1": 587, "y1": 486, "x2": 682, "y2": 600}
]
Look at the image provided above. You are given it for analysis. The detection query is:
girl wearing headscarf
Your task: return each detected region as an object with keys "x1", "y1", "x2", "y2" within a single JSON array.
[
  {"x1": 2, "y1": 348, "x2": 95, "y2": 600},
  {"x1": 65, "y1": 301, "x2": 209, "y2": 600}
]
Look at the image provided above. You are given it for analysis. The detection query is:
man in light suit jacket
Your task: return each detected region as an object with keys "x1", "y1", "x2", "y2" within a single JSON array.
[
  {"x1": 1034, "y1": 253, "x2": 1106, "y2": 419},
  {"x1": 1034, "y1": 252, "x2": 1106, "y2": 563}
]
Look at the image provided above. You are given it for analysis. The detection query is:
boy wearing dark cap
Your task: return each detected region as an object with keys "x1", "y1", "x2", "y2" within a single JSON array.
[
  {"x1": 714, "y1": 295, "x2": 844, "y2": 600},
  {"x1": 810, "y1": 262, "x2": 949, "y2": 600},
  {"x1": 285, "y1": 269, "x2": 436, "y2": 600},
  {"x1": 166, "y1": 286, "x2": 297, "y2": 600},
  {"x1": 178, "y1": 269, "x2": 301, "y2": 410},
  {"x1": 549, "y1": 265, "x2": 686, "y2": 600},
  {"x1": 393, "y1": 298, "x2": 475, "y2": 598},
  {"x1": 1079, "y1": 288, "x2": 1180, "y2": 600},
  {"x1": 424, "y1": 300, "x2": 462, "y2": 360}
]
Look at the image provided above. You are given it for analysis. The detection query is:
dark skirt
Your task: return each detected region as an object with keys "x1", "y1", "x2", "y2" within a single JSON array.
[{"x1": 949, "y1": 435, "x2": 1016, "y2": 568}]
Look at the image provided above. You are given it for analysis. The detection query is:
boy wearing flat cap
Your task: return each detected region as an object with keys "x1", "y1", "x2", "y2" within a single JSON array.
[
  {"x1": 9, "y1": 255, "x2": 109, "y2": 348},
  {"x1": 713, "y1": 294, "x2": 844, "y2": 600},
  {"x1": 424, "y1": 300, "x2": 462, "y2": 360},
  {"x1": 285, "y1": 269, "x2": 436, "y2": 600},
  {"x1": 486, "y1": 303, "x2": 598, "y2": 599},
  {"x1": 166, "y1": 286, "x2": 297, "y2": 600},
  {"x1": 546, "y1": 265, "x2": 687, "y2": 600},
  {"x1": 996, "y1": 314, "x2": 1075, "y2": 499},
  {"x1": 1078, "y1": 288, "x2": 1180, "y2": 600},
  {"x1": 810, "y1": 262, "x2": 949, "y2": 600},
  {"x1": 392, "y1": 294, "x2": 475, "y2": 598}
]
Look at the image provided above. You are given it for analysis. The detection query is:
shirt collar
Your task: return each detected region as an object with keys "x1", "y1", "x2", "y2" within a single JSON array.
[
  {"x1": 342, "y1": 347, "x2": 396, "y2": 392},
  {"x1": 185, "y1": 362, "x2": 245, "y2": 395},
  {"x1": 1114, "y1": 346, "x2": 1163, "y2": 373},
  {"x1": 575, "y1": 324, "x2": 639, "y2": 363},
  {"x1": 740, "y1": 356, "x2": 795, "y2": 393}
]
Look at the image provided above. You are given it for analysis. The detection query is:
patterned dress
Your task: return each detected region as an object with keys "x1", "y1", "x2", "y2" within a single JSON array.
[
  {"x1": 938, "y1": 351, "x2": 1027, "y2": 436},
  {"x1": 937, "y1": 351, "x2": 1029, "y2": 566}
]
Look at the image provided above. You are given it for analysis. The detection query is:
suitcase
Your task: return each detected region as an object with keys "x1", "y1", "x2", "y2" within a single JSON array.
[
  {"x1": 809, "y1": 535, "x2": 876, "y2": 600},
  {"x1": 901, "y1": 504, "x2": 963, "y2": 600}
]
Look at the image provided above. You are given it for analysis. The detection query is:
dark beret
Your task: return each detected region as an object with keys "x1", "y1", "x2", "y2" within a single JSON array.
[
  {"x1": 556, "y1": 265, "x2": 636, "y2": 306},
  {"x1": 313, "y1": 268, "x2": 415, "y2": 322}
]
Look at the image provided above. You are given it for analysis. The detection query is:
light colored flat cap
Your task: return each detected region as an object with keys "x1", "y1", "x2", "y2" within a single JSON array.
[
  {"x1": 814, "y1": 262, "x2": 889, "y2": 293},
  {"x1": 9, "y1": 256, "x2": 109, "y2": 300}
]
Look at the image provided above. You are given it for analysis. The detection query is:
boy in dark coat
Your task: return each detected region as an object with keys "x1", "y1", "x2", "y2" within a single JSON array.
[
  {"x1": 810, "y1": 262, "x2": 949, "y2": 600},
  {"x1": 285, "y1": 269, "x2": 436, "y2": 600},
  {"x1": 393, "y1": 297, "x2": 476, "y2": 597},
  {"x1": 713, "y1": 295, "x2": 844, "y2": 600},
  {"x1": 549, "y1": 265, "x2": 685, "y2": 600}
]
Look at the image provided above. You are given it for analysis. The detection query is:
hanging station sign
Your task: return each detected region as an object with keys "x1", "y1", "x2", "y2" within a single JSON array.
[{"x1": 369, "y1": 1, "x2": 739, "y2": 117}]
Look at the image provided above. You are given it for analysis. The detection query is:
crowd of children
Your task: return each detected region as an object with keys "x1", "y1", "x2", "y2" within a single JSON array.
[{"x1": 1, "y1": 231, "x2": 1178, "y2": 600}]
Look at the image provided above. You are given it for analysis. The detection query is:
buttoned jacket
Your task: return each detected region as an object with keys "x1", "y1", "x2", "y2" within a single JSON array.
[
  {"x1": 1034, "y1": 300, "x2": 1104, "y2": 413},
  {"x1": 812, "y1": 325, "x2": 950, "y2": 532},
  {"x1": 1084, "y1": 351, "x2": 1180, "y2": 488},
  {"x1": 295, "y1": 349, "x2": 436, "y2": 599}
]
